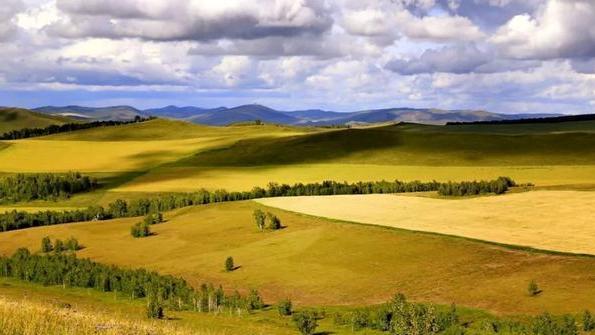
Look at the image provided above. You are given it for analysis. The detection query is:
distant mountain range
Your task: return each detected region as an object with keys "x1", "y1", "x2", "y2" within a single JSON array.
[{"x1": 33, "y1": 104, "x2": 561, "y2": 126}]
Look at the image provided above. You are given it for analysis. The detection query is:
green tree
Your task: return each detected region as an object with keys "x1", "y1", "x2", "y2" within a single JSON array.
[
  {"x1": 253, "y1": 209, "x2": 266, "y2": 231},
  {"x1": 528, "y1": 280, "x2": 541, "y2": 296},
  {"x1": 40, "y1": 236, "x2": 53, "y2": 253},
  {"x1": 225, "y1": 256, "x2": 235, "y2": 272},
  {"x1": 147, "y1": 297, "x2": 164, "y2": 319},
  {"x1": 131, "y1": 222, "x2": 151, "y2": 238},
  {"x1": 293, "y1": 312, "x2": 318, "y2": 335},
  {"x1": 54, "y1": 239, "x2": 64, "y2": 253},
  {"x1": 278, "y1": 298, "x2": 293, "y2": 316},
  {"x1": 266, "y1": 212, "x2": 282, "y2": 230},
  {"x1": 65, "y1": 237, "x2": 80, "y2": 251},
  {"x1": 583, "y1": 310, "x2": 595, "y2": 331},
  {"x1": 247, "y1": 289, "x2": 264, "y2": 310}
]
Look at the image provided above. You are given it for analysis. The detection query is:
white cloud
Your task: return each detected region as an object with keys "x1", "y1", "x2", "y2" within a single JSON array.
[{"x1": 491, "y1": 0, "x2": 595, "y2": 59}]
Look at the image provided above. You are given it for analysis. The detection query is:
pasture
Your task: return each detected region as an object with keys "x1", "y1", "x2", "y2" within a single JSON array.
[{"x1": 2, "y1": 201, "x2": 595, "y2": 315}]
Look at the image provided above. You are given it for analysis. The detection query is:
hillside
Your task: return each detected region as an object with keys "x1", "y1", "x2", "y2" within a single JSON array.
[
  {"x1": 31, "y1": 103, "x2": 564, "y2": 126},
  {"x1": 34, "y1": 105, "x2": 144, "y2": 121},
  {"x1": 0, "y1": 108, "x2": 73, "y2": 134},
  {"x1": 178, "y1": 123, "x2": 595, "y2": 167},
  {"x1": 186, "y1": 104, "x2": 301, "y2": 125}
]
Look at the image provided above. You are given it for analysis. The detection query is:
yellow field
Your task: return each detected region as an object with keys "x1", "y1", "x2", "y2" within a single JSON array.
[
  {"x1": 0, "y1": 120, "x2": 311, "y2": 173},
  {"x1": 257, "y1": 190, "x2": 595, "y2": 255},
  {"x1": 114, "y1": 164, "x2": 595, "y2": 192},
  {"x1": 3, "y1": 201, "x2": 595, "y2": 315}
]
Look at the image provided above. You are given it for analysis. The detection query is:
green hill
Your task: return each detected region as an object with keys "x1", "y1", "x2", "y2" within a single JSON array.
[
  {"x1": 178, "y1": 122, "x2": 595, "y2": 167},
  {"x1": 0, "y1": 108, "x2": 73, "y2": 134}
]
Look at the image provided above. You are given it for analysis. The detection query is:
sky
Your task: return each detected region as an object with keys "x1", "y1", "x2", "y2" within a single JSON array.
[{"x1": 0, "y1": 0, "x2": 594, "y2": 114}]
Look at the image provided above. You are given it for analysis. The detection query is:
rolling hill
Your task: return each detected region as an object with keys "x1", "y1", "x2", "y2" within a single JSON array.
[
  {"x1": 0, "y1": 107, "x2": 74, "y2": 134},
  {"x1": 32, "y1": 103, "x2": 561, "y2": 125},
  {"x1": 34, "y1": 105, "x2": 144, "y2": 121}
]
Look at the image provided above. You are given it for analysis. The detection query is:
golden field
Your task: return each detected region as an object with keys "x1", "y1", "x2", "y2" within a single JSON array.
[{"x1": 257, "y1": 191, "x2": 595, "y2": 255}]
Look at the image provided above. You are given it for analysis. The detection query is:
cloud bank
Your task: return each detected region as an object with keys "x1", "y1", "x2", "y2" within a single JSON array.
[{"x1": 0, "y1": 0, "x2": 594, "y2": 114}]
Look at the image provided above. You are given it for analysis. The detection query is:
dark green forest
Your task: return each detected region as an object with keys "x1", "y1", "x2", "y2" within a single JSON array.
[{"x1": 0, "y1": 172, "x2": 97, "y2": 203}]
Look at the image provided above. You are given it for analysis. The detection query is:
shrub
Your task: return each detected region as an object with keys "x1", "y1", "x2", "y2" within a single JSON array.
[
  {"x1": 293, "y1": 311, "x2": 318, "y2": 335},
  {"x1": 54, "y1": 239, "x2": 64, "y2": 253},
  {"x1": 528, "y1": 280, "x2": 541, "y2": 297},
  {"x1": 266, "y1": 212, "x2": 282, "y2": 230},
  {"x1": 147, "y1": 297, "x2": 164, "y2": 319},
  {"x1": 225, "y1": 257, "x2": 234, "y2": 272},
  {"x1": 278, "y1": 298, "x2": 293, "y2": 316},
  {"x1": 583, "y1": 310, "x2": 595, "y2": 331},
  {"x1": 40, "y1": 237, "x2": 53, "y2": 253},
  {"x1": 131, "y1": 222, "x2": 151, "y2": 238},
  {"x1": 247, "y1": 289, "x2": 264, "y2": 310},
  {"x1": 253, "y1": 209, "x2": 266, "y2": 231},
  {"x1": 65, "y1": 237, "x2": 80, "y2": 251}
]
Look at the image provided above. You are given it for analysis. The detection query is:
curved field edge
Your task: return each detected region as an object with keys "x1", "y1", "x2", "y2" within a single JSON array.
[
  {"x1": 255, "y1": 191, "x2": 595, "y2": 256},
  {"x1": 1, "y1": 201, "x2": 595, "y2": 315}
]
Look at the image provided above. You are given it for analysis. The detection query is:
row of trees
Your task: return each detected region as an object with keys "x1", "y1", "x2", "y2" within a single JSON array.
[
  {"x1": 0, "y1": 172, "x2": 97, "y2": 203},
  {"x1": 0, "y1": 116, "x2": 154, "y2": 140},
  {"x1": 437, "y1": 176, "x2": 516, "y2": 196},
  {"x1": 40, "y1": 236, "x2": 81, "y2": 253},
  {"x1": 0, "y1": 177, "x2": 517, "y2": 233},
  {"x1": 0, "y1": 248, "x2": 264, "y2": 317}
]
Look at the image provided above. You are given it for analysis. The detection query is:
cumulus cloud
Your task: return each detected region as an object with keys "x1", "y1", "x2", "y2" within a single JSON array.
[
  {"x1": 491, "y1": 0, "x2": 595, "y2": 59},
  {"x1": 0, "y1": 0, "x2": 25, "y2": 41},
  {"x1": 0, "y1": 0, "x2": 594, "y2": 115},
  {"x1": 386, "y1": 44, "x2": 540, "y2": 74},
  {"x1": 49, "y1": 0, "x2": 333, "y2": 41}
]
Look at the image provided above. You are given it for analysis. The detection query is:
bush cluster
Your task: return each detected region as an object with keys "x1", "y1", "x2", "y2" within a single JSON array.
[{"x1": 40, "y1": 236, "x2": 81, "y2": 253}]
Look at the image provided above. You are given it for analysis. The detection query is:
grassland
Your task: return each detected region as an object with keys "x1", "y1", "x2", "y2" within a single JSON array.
[
  {"x1": 3, "y1": 201, "x2": 595, "y2": 315},
  {"x1": 0, "y1": 108, "x2": 72, "y2": 134}
]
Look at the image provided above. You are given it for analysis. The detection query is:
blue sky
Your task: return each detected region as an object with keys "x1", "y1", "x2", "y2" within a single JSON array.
[{"x1": 1, "y1": 0, "x2": 594, "y2": 114}]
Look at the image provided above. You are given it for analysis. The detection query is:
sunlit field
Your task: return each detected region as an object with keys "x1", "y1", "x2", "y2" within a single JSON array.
[
  {"x1": 3, "y1": 200, "x2": 595, "y2": 315},
  {"x1": 257, "y1": 191, "x2": 595, "y2": 255}
]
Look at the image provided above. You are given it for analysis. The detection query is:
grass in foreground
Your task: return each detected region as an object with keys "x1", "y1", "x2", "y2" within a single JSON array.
[{"x1": 2, "y1": 201, "x2": 595, "y2": 315}]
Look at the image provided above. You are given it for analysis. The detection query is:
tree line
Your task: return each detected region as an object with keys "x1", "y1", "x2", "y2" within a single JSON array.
[
  {"x1": 0, "y1": 116, "x2": 154, "y2": 140},
  {"x1": 0, "y1": 172, "x2": 97, "y2": 203},
  {"x1": 0, "y1": 177, "x2": 517, "y2": 233},
  {"x1": 437, "y1": 176, "x2": 516, "y2": 196},
  {"x1": 0, "y1": 248, "x2": 264, "y2": 317}
]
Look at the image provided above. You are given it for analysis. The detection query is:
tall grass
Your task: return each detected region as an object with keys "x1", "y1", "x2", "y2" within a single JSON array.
[{"x1": 0, "y1": 297, "x2": 204, "y2": 335}]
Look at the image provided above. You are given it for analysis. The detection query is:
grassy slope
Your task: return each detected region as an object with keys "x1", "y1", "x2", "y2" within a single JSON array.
[
  {"x1": 2, "y1": 201, "x2": 595, "y2": 315},
  {"x1": 0, "y1": 279, "x2": 304, "y2": 335},
  {"x1": 0, "y1": 108, "x2": 73, "y2": 134},
  {"x1": 177, "y1": 124, "x2": 595, "y2": 166}
]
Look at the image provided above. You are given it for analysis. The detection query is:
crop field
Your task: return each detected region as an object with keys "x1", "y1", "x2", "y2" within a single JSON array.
[
  {"x1": 2, "y1": 200, "x2": 595, "y2": 315},
  {"x1": 257, "y1": 191, "x2": 595, "y2": 255}
]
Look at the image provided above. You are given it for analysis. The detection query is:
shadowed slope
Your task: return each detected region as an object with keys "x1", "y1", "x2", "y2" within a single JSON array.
[
  {"x1": 178, "y1": 123, "x2": 595, "y2": 167},
  {"x1": 0, "y1": 108, "x2": 73, "y2": 134}
]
